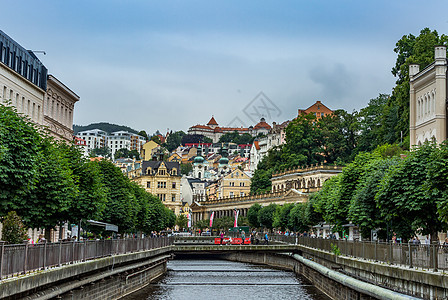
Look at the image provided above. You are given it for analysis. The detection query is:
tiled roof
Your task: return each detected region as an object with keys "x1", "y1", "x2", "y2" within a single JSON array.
[
  {"x1": 253, "y1": 141, "x2": 260, "y2": 150},
  {"x1": 191, "y1": 125, "x2": 213, "y2": 130},
  {"x1": 253, "y1": 120, "x2": 271, "y2": 130},
  {"x1": 207, "y1": 116, "x2": 218, "y2": 125}
]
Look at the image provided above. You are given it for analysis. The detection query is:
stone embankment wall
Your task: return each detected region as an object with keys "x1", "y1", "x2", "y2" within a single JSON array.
[
  {"x1": 222, "y1": 252, "x2": 422, "y2": 300},
  {"x1": 1, "y1": 247, "x2": 171, "y2": 300}
]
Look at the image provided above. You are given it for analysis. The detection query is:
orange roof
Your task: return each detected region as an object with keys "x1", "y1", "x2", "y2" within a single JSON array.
[
  {"x1": 191, "y1": 124, "x2": 213, "y2": 130},
  {"x1": 253, "y1": 140, "x2": 260, "y2": 150},
  {"x1": 207, "y1": 116, "x2": 218, "y2": 126},
  {"x1": 221, "y1": 127, "x2": 249, "y2": 132},
  {"x1": 253, "y1": 120, "x2": 271, "y2": 130}
]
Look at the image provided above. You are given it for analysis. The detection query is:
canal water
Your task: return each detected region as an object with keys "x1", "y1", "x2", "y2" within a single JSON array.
[{"x1": 122, "y1": 259, "x2": 330, "y2": 300}]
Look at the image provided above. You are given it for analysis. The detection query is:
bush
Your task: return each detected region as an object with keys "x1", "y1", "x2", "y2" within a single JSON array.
[{"x1": 2, "y1": 211, "x2": 28, "y2": 244}]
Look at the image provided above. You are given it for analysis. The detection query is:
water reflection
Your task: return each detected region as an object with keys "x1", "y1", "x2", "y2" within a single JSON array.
[{"x1": 122, "y1": 259, "x2": 329, "y2": 300}]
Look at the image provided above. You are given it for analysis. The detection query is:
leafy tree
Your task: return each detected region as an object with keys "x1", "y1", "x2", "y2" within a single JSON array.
[
  {"x1": 164, "y1": 131, "x2": 186, "y2": 152},
  {"x1": 74, "y1": 122, "x2": 139, "y2": 135},
  {"x1": 273, "y1": 203, "x2": 294, "y2": 230},
  {"x1": 176, "y1": 215, "x2": 188, "y2": 230},
  {"x1": 58, "y1": 142, "x2": 107, "y2": 224},
  {"x1": 114, "y1": 148, "x2": 140, "y2": 160},
  {"x1": 348, "y1": 156, "x2": 400, "y2": 239},
  {"x1": 427, "y1": 141, "x2": 448, "y2": 223},
  {"x1": 247, "y1": 203, "x2": 262, "y2": 227},
  {"x1": 258, "y1": 203, "x2": 277, "y2": 229},
  {"x1": 357, "y1": 94, "x2": 389, "y2": 152},
  {"x1": 0, "y1": 103, "x2": 42, "y2": 212},
  {"x1": 90, "y1": 146, "x2": 111, "y2": 158},
  {"x1": 288, "y1": 203, "x2": 308, "y2": 233},
  {"x1": 312, "y1": 175, "x2": 343, "y2": 230},
  {"x1": 151, "y1": 135, "x2": 161, "y2": 144},
  {"x1": 385, "y1": 28, "x2": 448, "y2": 144},
  {"x1": 212, "y1": 217, "x2": 234, "y2": 231},
  {"x1": 180, "y1": 163, "x2": 193, "y2": 175},
  {"x1": 1, "y1": 211, "x2": 28, "y2": 244},
  {"x1": 376, "y1": 142, "x2": 447, "y2": 241},
  {"x1": 97, "y1": 160, "x2": 139, "y2": 233},
  {"x1": 195, "y1": 219, "x2": 210, "y2": 230},
  {"x1": 138, "y1": 130, "x2": 149, "y2": 141},
  {"x1": 10, "y1": 137, "x2": 77, "y2": 238},
  {"x1": 318, "y1": 109, "x2": 359, "y2": 164},
  {"x1": 181, "y1": 134, "x2": 211, "y2": 145}
]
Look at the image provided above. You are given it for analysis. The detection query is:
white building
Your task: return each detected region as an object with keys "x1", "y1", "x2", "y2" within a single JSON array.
[
  {"x1": 108, "y1": 131, "x2": 145, "y2": 158},
  {"x1": 409, "y1": 46, "x2": 448, "y2": 146},
  {"x1": 76, "y1": 129, "x2": 107, "y2": 153}
]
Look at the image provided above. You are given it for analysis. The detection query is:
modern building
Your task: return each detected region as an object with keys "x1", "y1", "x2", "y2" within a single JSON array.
[
  {"x1": 132, "y1": 160, "x2": 182, "y2": 215},
  {"x1": 107, "y1": 131, "x2": 145, "y2": 158},
  {"x1": 409, "y1": 46, "x2": 447, "y2": 146},
  {"x1": 76, "y1": 129, "x2": 108, "y2": 152}
]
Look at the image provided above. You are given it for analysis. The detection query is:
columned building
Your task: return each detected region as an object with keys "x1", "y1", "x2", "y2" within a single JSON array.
[
  {"x1": 44, "y1": 75, "x2": 79, "y2": 142},
  {"x1": 409, "y1": 46, "x2": 447, "y2": 146}
]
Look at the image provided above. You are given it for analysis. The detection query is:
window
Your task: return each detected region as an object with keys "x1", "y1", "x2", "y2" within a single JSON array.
[
  {"x1": 157, "y1": 194, "x2": 166, "y2": 201},
  {"x1": 240, "y1": 182, "x2": 244, "y2": 187},
  {"x1": 146, "y1": 182, "x2": 151, "y2": 188},
  {"x1": 240, "y1": 192, "x2": 245, "y2": 197},
  {"x1": 172, "y1": 194, "x2": 176, "y2": 202},
  {"x1": 172, "y1": 182, "x2": 176, "y2": 189},
  {"x1": 159, "y1": 170, "x2": 165, "y2": 175},
  {"x1": 157, "y1": 182, "x2": 166, "y2": 189},
  {"x1": 229, "y1": 192, "x2": 234, "y2": 197}
]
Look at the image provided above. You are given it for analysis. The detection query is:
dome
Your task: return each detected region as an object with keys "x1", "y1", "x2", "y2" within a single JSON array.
[
  {"x1": 194, "y1": 156, "x2": 205, "y2": 164},
  {"x1": 219, "y1": 157, "x2": 229, "y2": 165}
]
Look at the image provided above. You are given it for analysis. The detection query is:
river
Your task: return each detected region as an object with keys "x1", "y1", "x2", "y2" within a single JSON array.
[{"x1": 122, "y1": 259, "x2": 330, "y2": 300}]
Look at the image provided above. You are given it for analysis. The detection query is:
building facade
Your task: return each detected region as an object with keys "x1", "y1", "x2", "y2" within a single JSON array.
[
  {"x1": 0, "y1": 30, "x2": 47, "y2": 125},
  {"x1": 44, "y1": 75, "x2": 79, "y2": 142},
  {"x1": 409, "y1": 46, "x2": 447, "y2": 146},
  {"x1": 298, "y1": 100, "x2": 333, "y2": 120},
  {"x1": 132, "y1": 161, "x2": 182, "y2": 215}
]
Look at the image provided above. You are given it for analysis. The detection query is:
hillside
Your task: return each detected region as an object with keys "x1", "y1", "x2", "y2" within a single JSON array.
[{"x1": 73, "y1": 122, "x2": 140, "y2": 135}]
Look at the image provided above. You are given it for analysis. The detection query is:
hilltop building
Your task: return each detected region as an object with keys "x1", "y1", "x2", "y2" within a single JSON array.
[
  {"x1": 409, "y1": 46, "x2": 447, "y2": 146},
  {"x1": 298, "y1": 100, "x2": 333, "y2": 120},
  {"x1": 188, "y1": 116, "x2": 271, "y2": 143}
]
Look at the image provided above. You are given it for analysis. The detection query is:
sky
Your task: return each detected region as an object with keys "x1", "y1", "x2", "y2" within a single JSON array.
[{"x1": 2, "y1": 1, "x2": 448, "y2": 135}]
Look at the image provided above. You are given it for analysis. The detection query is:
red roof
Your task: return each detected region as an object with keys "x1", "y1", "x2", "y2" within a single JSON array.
[
  {"x1": 253, "y1": 141, "x2": 260, "y2": 150},
  {"x1": 207, "y1": 116, "x2": 218, "y2": 126},
  {"x1": 191, "y1": 124, "x2": 213, "y2": 130},
  {"x1": 254, "y1": 120, "x2": 271, "y2": 130}
]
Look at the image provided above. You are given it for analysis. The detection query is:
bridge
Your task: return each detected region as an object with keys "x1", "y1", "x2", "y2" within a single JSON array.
[{"x1": 1, "y1": 236, "x2": 447, "y2": 299}]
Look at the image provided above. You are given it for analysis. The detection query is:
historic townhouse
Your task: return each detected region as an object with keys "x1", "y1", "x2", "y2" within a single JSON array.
[{"x1": 409, "y1": 46, "x2": 447, "y2": 146}]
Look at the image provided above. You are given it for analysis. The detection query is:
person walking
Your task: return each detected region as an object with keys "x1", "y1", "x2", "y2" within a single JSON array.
[
  {"x1": 241, "y1": 231, "x2": 246, "y2": 245},
  {"x1": 220, "y1": 231, "x2": 224, "y2": 245},
  {"x1": 264, "y1": 232, "x2": 269, "y2": 245}
]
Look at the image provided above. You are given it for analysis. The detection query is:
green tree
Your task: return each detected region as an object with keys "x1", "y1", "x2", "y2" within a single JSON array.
[
  {"x1": 151, "y1": 135, "x2": 161, "y2": 144},
  {"x1": 138, "y1": 130, "x2": 149, "y2": 141},
  {"x1": 58, "y1": 142, "x2": 107, "y2": 224},
  {"x1": 114, "y1": 148, "x2": 130, "y2": 159},
  {"x1": 90, "y1": 146, "x2": 111, "y2": 158},
  {"x1": 428, "y1": 141, "x2": 448, "y2": 223},
  {"x1": 1, "y1": 211, "x2": 28, "y2": 244},
  {"x1": 164, "y1": 131, "x2": 186, "y2": 152},
  {"x1": 180, "y1": 163, "x2": 193, "y2": 175},
  {"x1": 385, "y1": 28, "x2": 448, "y2": 144},
  {"x1": 376, "y1": 142, "x2": 447, "y2": 241},
  {"x1": 97, "y1": 160, "x2": 139, "y2": 233},
  {"x1": 288, "y1": 203, "x2": 309, "y2": 233},
  {"x1": 258, "y1": 203, "x2": 277, "y2": 229},
  {"x1": 20, "y1": 138, "x2": 77, "y2": 234},
  {"x1": 247, "y1": 203, "x2": 262, "y2": 227},
  {"x1": 0, "y1": 103, "x2": 42, "y2": 212},
  {"x1": 273, "y1": 203, "x2": 294, "y2": 230},
  {"x1": 357, "y1": 94, "x2": 389, "y2": 152},
  {"x1": 176, "y1": 214, "x2": 189, "y2": 230}
]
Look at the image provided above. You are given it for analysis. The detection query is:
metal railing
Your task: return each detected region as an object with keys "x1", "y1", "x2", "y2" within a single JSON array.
[
  {"x1": 271, "y1": 235, "x2": 448, "y2": 271},
  {"x1": 0, "y1": 237, "x2": 173, "y2": 280}
]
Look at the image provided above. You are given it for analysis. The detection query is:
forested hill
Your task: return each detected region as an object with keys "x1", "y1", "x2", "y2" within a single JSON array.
[{"x1": 73, "y1": 122, "x2": 139, "y2": 134}]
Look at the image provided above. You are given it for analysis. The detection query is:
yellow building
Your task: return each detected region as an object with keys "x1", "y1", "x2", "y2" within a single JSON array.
[
  {"x1": 132, "y1": 160, "x2": 182, "y2": 215},
  {"x1": 168, "y1": 153, "x2": 182, "y2": 163},
  {"x1": 218, "y1": 169, "x2": 251, "y2": 199},
  {"x1": 141, "y1": 140, "x2": 162, "y2": 161}
]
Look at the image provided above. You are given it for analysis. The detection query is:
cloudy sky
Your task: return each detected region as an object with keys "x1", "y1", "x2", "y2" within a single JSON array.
[{"x1": 2, "y1": 1, "x2": 448, "y2": 134}]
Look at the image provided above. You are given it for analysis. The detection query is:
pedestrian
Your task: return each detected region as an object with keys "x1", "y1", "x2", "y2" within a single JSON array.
[
  {"x1": 425, "y1": 235, "x2": 431, "y2": 256},
  {"x1": 220, "y1": 231, "x2": 224, "y2": 245},
  {"x1": 443, "y1": 238, "x2": 448, "y2": 253},
  {"x1": 264, "y1": 232, "x2": 269, "y2": 245},
  {"x1": 241, "y1": 231, "x2": 246, "y2": 245}
]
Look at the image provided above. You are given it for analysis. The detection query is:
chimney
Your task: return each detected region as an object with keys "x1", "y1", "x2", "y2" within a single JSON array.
[
  {"x1": 435, "y1": 46, "x2": 447, "y2": 66},
  {"x1": 409, "y1": 64, "x2": 420, "y2": 77}
]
